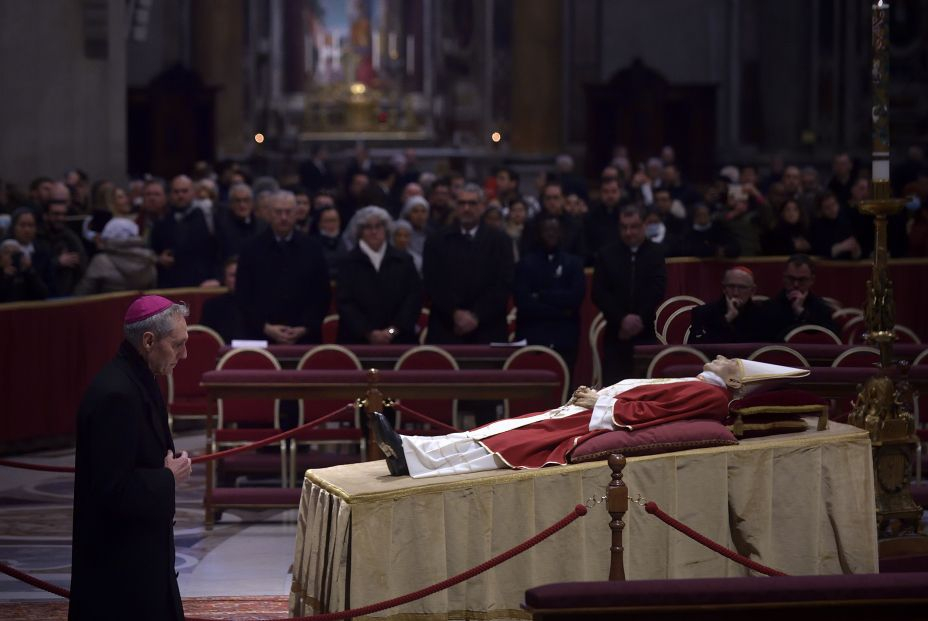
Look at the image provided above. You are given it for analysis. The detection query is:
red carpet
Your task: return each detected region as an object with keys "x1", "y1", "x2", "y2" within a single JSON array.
[{"x1": 0, "y1": 595, "x2": 289, "y2": 620}]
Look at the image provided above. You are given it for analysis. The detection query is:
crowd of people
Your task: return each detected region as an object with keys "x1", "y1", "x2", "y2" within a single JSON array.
[{"x1": 2, "y1": 144, "x2": 927, "y2": 375}]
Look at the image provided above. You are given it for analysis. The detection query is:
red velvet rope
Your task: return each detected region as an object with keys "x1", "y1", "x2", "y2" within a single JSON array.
[
  {"x1": 393, "y1": 403, "x2": 460, "y2": 434},
  {"x1": 644, "y1": 501, "x2": 788, "y2": 577},
  {"x1": 0, "y1": 403, "x2": 356, "y2": 473},
  {"x1": 187, "y1": 503, "x2": 589, "y2": 621},
  {"x1": 0, "y1": 504, "x2": 589, "y2": 621},
  {"x1": 0, "y1": 459, "x2": 75, "y2": 473},
  {"x1": 0, "y1": 562, "x2": 71, "y2": 599}
]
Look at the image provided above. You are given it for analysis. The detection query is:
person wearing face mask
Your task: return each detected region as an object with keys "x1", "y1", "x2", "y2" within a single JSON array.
[
  {"x1": 336, "y1": 206, "x2": 422, "y2": 344},
  {"x1": 310, "y1": 204, "x2": 346, "y2": 278},
  {"x1": 690, "y1": 267, "x2": 767, "y2": 343}
]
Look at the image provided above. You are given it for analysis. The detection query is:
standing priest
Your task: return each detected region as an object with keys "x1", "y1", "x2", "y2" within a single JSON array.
[{"x1": 69, "y1": 295, "x2": 192, "y2": 621}]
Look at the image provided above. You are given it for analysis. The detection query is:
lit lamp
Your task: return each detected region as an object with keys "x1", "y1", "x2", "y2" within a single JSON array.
[
  {"x1": 346, "y1": 82, "x2": 375, "y2": 131},
  {"x1": 847, "y1": 0, "x2": 923, "y2": 538}
]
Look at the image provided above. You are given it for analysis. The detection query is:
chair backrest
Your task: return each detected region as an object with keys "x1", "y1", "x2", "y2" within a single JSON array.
[
  {"x1": 832, "y1": 346, "x2": 880, "y2": 368},
  {"x1": 662, "y1": 305, "x2": 697, "y2": 345},
  {"x1": 784, "y1": 324, "x2": 842, "y2": 345},
  {"x1": 842, "y1": 315, "x2": 866, "y2": 344},
  {"x1": 296, "y1": 345, "x2": 363, "y2": 424},
  {"x1": 653, "y1": 296, "x2": 703, "y2": 344},
  {"x1": 590, "y1": 319, "x2": 607, "y2": 388},
  {"x1": 751, "y1": 295, "x2": 769, "y2": 302},
  {"x1": 913, "y1": 349, "x2": 928, "y2": 367},
  {"x1": 832, "y1": 308, "x2": 864, "y2": 332},
  {"x1": 171, "y1": 324, "x2": 224, "y2": 401},
  {"x1": 894, "y1": 324, "x2": 922, "y2": 345},
  {"x1": 748, "y1": 345, "x2": 810, "y2": 368},
  {"x1": 322, "y1": 314, "x2": 339, "y2": 345},
  {"x1": 394, "y1": 345, "x2": 459, "y2": 428},
  {"x1": 417, "y1": 307, "x2": 430, "y2": 337},
  {"x1": 216, "y1": 347, "x2": 281, "y2": 428},
  {"x1": 646, "y1": 346, "x2": 710, "y2": 379},
  {"x1": 502, "y1": 346, "x2": 570, "y2": 418},
  {"x1": 507, "y1": 307, "x2": 518, "y2": 342},
  {"x1": 822, "y1": 296, "x2": 843, "y2": 311}
]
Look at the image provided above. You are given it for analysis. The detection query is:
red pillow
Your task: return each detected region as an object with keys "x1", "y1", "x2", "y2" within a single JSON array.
[{"x1": 569, "y1": 419, "x2": 737, "y2": 464}]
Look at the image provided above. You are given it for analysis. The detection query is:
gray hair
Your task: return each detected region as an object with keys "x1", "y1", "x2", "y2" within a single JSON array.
[
  {"x1": 393, "y1": 219, "x2": 413, "y2": 234},
  {"x1": 272, "y1": 189, "x2": 296, "y2": 206},
  {"x1": 401, "y1": 195, "x2": 430, "y2": 219},
  {"x1": 457, "y1": 182, "x2": 485, "y2": 203},
  {"x1": 252, "y1": 176, "x2": 280, "y2": 196},
  {"x1": 344, "y1": 205, "x2": 394, "y2": 247},
  {"x1": 124, "y1": 302, "x2": 190, "y2": 348},
  {"x1": 228, "y1": 182, "x2": 253, "y2": 198}
]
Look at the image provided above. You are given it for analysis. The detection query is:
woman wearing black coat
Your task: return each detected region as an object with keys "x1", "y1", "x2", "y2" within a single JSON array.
[{"x1": 336, "y1": 206, "x2": 422, "y2": 344}]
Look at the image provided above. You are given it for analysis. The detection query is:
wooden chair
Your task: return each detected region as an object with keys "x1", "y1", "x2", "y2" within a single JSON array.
[
  {"x1": 832, "y1": 307, "x2": 864, "y2": 333},
  {"x1": 167, "y1": 324, "x2": 224, "y2": 430},
  {"x1": 842, "y1": 315, "x2": 867, "y2": 344},
  {"x1": 213, "y1": 348, "x2": 286, "y2": 486},
  {"x1": 507, "y1": 307, "x2": 519, "y2": 342},
  {"x1": 784, "y1": 324, "x2": 842, "y2": 345},
  {"x1": 662, "y1": 305, "x2": 697, "y2": 345},
  {"x1": 653, "y1": 296, "x2": 703, "y2": 344},
  {"x1": 394, "y1": 345, "x2": 460, "y2": 432},
  {"x1": 322, "y1": 314, "x2": 339, "y2": 345},
  {"x1": 502, "y1": 346, "x2": 571, "y2": 418},
  {"x1": 747, "y1": 345, "x2": 810, "y2": 368},
  {"x1": 894, "y1": 324, "x2": 922, "y2": 344},
  {"x1": 832, "y1": 346, "x2": 881, "y2": 368},
  {"x1": 646, "y1": 346, "x2": 710, "y2": 379},
  {"x1": 416, "y1": 307, "x2": 430, "y2": 342},
  {"x1": 291, "y1": 346, "x2": 366, "y2": 485}
]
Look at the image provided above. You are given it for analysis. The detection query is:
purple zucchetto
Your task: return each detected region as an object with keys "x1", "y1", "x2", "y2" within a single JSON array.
[{"x1": 124, "y1": 295, "x2": 174, "y2": 324}]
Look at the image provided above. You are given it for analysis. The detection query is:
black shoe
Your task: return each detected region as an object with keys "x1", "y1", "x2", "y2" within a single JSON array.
[{"x1": 371, "y1": 412, "x2": 408, "y2": 476}]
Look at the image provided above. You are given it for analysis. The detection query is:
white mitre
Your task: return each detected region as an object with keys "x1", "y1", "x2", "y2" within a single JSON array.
[{"x1": 731, "y1": 358, "x2": 810, "y2": 395}]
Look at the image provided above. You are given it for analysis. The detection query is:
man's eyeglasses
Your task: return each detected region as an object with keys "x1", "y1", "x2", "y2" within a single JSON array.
[
  {"x1": 723, "y1": 283, "x2": 752, "y2": 291},
  {"x1": 457, "y1": 199, "x2": 479, "y2": 206},
  {"x1": 784, "y1": 276, "x2": 812, "y2": 285}
]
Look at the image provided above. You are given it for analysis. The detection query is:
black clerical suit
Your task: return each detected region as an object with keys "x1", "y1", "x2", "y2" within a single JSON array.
[
  {"x1": 235, "y1": 229, "x2": 331, "y2": 343},
  {"x1": 689, "y1": 297, "x2": 767, "y2": 344},
  {"x1": 335, "y1": 245, "x2": 422, "y2": 343},
  {"x1": 423, "y1": 225, "x2": 514, "y2": 344},
  {"x1": 513, "y1": 249, "x2": 586, "y2": 372},
  {"x1": 150, "y1": 205, "x2": 217, "y2": 288},
  {"x1": 591, "y1": 239, "x2": 666, "y2": 383},
  {"x1": 69, "y1": 341, "x2": 183, "y2": 621},
  {"x1": 762, "y1": 290, "x2": 839, "y2": 341}
]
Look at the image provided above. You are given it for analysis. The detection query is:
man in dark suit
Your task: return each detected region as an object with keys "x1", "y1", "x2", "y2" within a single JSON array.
[
  {"x1": 69, "y1": 296, "x2": 192, "y2": 621},
  {"x1": 423, "y1": 183, "x2": 514, "y2": 344},
  {"x1": 690, "y1": 266, "x2": 767, "y2": 344},
  {"x1": 150, "y1": 175, "x2": 218, "y2": 288},
  {"x1": 592, "y1": 205, "x2": 667, "y2": 384},
  {"x1": 236, "y1": 190, "x2": 331, "y2": 344},
  {"x1": 513, "y1": 215, "x2": 586, "y2": 372},
  {"x1": 336, "y1": 206, "x2": 422, "y2": 343},
  {"x1": 762, "y1": 254, "x2": 839, "y2": 340}
]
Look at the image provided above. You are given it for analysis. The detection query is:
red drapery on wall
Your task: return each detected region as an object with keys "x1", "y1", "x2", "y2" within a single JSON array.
[{"x1": 2, "y1": 259, "x2": 927, "y2": 446}]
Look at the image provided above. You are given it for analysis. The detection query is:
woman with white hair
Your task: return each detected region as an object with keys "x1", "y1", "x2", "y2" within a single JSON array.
[
  {"x1": 75, "y1": 217, "x2": 157, "y2": 295},
  {"x1": 336, "y1": 206, "x2": 422, "y2": 344},
  {"x1": 399, "y1": 195, "x2": 431, "y2": 257},
  {"x1": 391, "y1": 219, "x2": 422, "y2": 275}
]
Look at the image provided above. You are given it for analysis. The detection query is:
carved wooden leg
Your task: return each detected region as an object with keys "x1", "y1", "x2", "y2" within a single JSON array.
[{"x1": 607, "y1": 453, "x2": 628, "y2": 581}]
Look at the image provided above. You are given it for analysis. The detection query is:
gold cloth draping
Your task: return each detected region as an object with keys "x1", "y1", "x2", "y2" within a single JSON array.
[{"x1": 289, "y1": 418, "x2": 878, "y2": 620}]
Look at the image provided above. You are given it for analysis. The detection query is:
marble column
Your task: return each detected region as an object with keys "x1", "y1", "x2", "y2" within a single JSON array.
[
  {"x1": 511, "y1": 0, "x2": 564, "y2": 153},
  {"x1": 191, "y1": 0, "x2": 246, "y2": 158}
]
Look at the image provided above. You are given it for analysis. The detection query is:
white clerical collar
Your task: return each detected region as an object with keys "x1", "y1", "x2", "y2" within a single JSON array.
[
  {"x1": 359, "y1": 239, "x2": 386, "y2": 271},
  {"x1": 461, "y1": 225, "x2": 479, "y2": 238},
  {"x1": 274, "y1": 231, "x2": 294, "y2": 244}
]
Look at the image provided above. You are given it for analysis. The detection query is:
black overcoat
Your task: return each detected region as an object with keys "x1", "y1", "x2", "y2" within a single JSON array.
[
  {"x1": 69, "y1": 341, "x2": 182, "y2": 621},
  {"x1": 335, "y1": 246, "x2": 422, "y2": 343}
]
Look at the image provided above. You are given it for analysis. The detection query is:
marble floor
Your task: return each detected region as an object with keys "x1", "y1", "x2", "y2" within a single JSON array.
[{"x1": 0, "y1": 430, "x2": 299, "y2": 604}]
